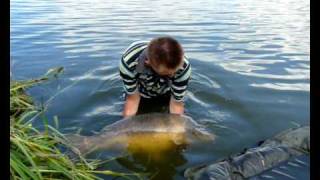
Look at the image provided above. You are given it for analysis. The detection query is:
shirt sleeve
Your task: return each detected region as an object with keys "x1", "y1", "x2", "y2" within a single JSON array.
[
  {"x1": 170, "y1": 57, "x2": 192, "y2": 102},
  {"x1": 119, "y1": 43, "x2": 139, "y2": 95}
]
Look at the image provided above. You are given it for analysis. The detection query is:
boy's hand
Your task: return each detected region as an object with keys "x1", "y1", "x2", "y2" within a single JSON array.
[
  {"x1": 123, "y1": 92, "x2": 140, "y2": 118},
  {"x1": 169, "y1": 97, "x2": 184, "y2": 115}
]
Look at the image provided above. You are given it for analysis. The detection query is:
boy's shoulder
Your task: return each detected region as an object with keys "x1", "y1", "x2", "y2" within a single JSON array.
[
  {"x1": 179, "y1": 56, "x2": 191, "y2": 70},
  {"x1": 121, "y1": 40, "x2": 149, "y2": 67},
  {"x1": 128, "y1": 40, "x2": 149, "y2": 47},
  {"x1": 174, "y1": 56, "x2": 191, "y2": 78},
  {"x1": 123, "y1": 40, "x2": 149, "y2": 54}
]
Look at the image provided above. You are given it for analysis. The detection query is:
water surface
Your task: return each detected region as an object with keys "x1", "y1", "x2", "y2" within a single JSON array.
[{"x1": 11, "y1": 0, "x2": 309, "y2": 179}]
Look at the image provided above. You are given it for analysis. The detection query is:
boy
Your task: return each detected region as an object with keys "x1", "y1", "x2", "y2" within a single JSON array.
[{"x1": 119, "y1": 36, "x2": 191, "y2": 117}]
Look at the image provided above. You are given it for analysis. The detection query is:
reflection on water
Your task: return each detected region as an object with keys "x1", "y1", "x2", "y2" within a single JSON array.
[{"x1": 11, "y1": 0, "x2": 309, "y2": 179}]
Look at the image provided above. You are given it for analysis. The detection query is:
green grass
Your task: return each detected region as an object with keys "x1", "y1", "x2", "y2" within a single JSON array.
[{"x1": 10, "y1": 67, "x2": 142, "y2": 180}]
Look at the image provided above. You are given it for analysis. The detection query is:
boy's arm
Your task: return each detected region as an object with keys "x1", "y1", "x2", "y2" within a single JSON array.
[
  {"x1": 123, "y1": 92, "x2": 140, "y2": 117},
  {"x1": 170, "y1": 57, "x2": 191, "y2": 115},
  {"x1": 119, "y1": 43, "x2": 141, "y2": 117}
]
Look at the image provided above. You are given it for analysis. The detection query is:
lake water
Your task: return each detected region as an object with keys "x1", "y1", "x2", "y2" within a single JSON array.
[{"x1": 10, "y1": 0, "x2": 310, "y2": 179}]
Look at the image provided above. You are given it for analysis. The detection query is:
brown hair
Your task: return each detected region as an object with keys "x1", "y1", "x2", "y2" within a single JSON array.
[{"x1": 147, "y1": 36, "x2": 184, "y2": 69}]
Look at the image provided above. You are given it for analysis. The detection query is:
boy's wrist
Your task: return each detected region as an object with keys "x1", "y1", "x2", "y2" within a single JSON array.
[
  {"x1": 169, "y1": 97, "x2": 184, "y2": 115},
  {"x1": 123, "y1": 92, "x2": 140, "y2": 117}
]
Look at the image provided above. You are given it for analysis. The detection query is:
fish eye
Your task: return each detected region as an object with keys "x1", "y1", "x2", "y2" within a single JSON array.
[{"x1": 191, "y1": 130, "x2": 199, "y2": 137}]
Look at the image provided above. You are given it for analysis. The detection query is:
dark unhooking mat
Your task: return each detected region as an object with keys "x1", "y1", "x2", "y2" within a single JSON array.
[
  {"x1": 184, "y1": 126, "x2": 309, "y2": 180},
  {"x1": 249, "y1": 154, "x2": 309, "y2": 180}
]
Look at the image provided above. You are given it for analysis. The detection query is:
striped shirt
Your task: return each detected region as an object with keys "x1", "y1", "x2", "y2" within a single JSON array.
[{"x1": 119, "y1": 41, "x2": 191, "y2": 102}]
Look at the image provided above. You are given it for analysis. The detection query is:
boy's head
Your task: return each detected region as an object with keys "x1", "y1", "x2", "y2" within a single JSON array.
[{"x1": 146, "y1": 36, "x2": 184, "y2": 77}]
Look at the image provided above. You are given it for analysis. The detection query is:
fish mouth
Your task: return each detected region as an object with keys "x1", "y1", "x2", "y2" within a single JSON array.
[{"x1": 190, "y1": 129, "x2": 215, "y2": 141}]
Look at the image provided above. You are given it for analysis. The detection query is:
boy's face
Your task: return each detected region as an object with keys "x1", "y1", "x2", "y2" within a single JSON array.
[{"x1": 146, "y1": 59, "x2": 182, "y2": 78}]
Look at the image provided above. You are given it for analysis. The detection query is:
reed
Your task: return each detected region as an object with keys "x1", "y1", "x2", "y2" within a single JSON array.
[{"x1": 10, "y1": 67, "x2": 142, "y2": 180}]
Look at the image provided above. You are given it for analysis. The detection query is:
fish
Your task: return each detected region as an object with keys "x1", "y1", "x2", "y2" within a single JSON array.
[{"x1": 66, "y1": 113, "x2": 215, "y2": 155}]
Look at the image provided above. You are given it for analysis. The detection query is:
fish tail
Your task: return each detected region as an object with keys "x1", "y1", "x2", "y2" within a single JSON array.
[{"x1": 65, "y1": 134, "x2": 94, "y2": 154}]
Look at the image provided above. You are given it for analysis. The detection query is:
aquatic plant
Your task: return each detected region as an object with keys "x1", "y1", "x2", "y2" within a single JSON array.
[{"x1": 10, "y1": 67, "x2": 141, "y2": 180}]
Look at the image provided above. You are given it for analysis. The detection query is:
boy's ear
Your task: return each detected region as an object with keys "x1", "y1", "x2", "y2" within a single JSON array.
[{"x1": 145, "y1": 59, "x2": 151, "y2": 65}]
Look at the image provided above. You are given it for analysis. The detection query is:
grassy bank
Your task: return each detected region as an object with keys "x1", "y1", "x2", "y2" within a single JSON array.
[{"x1": 10, "y1": 68, "x2": 140, "y2": 180}]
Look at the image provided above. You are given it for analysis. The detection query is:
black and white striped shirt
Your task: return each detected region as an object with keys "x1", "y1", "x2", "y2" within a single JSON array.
[{"x1": 119, "y1": 41, "x2": 191, "y2": 102}]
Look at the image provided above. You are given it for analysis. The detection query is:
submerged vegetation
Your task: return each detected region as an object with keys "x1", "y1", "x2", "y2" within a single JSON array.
[{"x1": 10, "y1": 67, "x2": 141, "y2": 180}]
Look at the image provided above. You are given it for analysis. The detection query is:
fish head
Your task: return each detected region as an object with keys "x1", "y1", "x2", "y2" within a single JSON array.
[{"x1": 178, "y1": 115, "x2": 215, "y2": 142}]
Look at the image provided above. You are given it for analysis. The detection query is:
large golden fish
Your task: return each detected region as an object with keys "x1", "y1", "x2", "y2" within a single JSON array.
[{"x1": 66, "y1": 113, "x2": 215, "y2": 155}]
